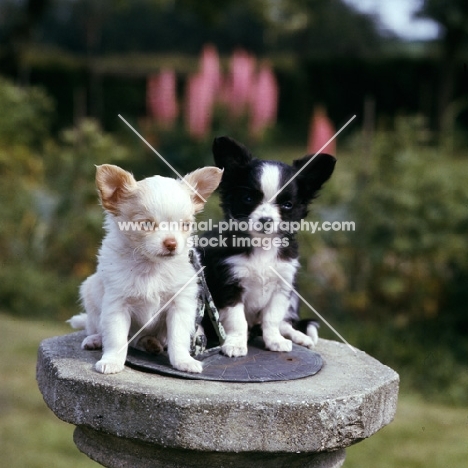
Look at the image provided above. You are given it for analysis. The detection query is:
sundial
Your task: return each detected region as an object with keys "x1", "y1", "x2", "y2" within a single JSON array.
[{"x1": 126, "y1": 337, "x2": 323, "y2": 382}]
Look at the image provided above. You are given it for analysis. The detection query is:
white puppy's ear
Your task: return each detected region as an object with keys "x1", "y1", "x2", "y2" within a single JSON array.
[
  {"x1": 183, "y1": 167, "x2": 223, "y2": 213},
  {"x1": 95, "y1": 164, "x2": 137, "y2": 214}
]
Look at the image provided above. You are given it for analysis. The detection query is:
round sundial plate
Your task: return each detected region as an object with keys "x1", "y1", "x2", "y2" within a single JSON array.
[{"x1": 126, "y1": 337, "x2": 323, "y2": 382}]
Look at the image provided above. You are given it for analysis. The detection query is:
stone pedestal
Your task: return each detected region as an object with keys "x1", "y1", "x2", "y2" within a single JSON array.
[{"x1": 37, "y1": 333, "x2": 399, "y2": 468}]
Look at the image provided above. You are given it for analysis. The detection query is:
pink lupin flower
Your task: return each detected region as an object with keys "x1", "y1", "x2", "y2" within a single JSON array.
[
  {"x1": 249, "y1": 63, "x2": 279, "y2": 138},
  {"x1": 223, "y1": 49, "x2": 256, "y2": 118},
  {"x1": 146, "y1": 69, "x2": 178, "y2": 129},
  {"x1": 307, "y1": 106, "x2": 336, "y2": 155},
  {"x1": 183, "y1": 45, "x2": 281, "y2": 141},
  {"x1": 200, "y1": 44, "x2": 221, "y2": 94},
  {"x1": 184, "y1": 44, "x2": 222, "y2": 140},
  {"x1": 184, "y1": 72, "x2": 214, "y2": 140}
]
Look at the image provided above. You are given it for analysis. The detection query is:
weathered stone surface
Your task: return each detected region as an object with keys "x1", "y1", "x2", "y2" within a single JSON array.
[
  {"x1": 37, "y1": 332, "x2": 399, "y2": 454},
  {"x1": 74, "y1": 426, "x2": 347, "y2": 468}
]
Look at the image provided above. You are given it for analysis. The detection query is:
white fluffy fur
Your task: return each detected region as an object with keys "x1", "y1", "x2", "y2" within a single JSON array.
[{"x1": 69, "y1": 164, "x2": 222, "y2": 374}]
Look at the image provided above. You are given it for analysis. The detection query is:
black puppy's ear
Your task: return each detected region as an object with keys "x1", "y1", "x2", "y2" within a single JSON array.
[
  {"x1": 212, "y1": 136, "x2": 252, "y2": 170},
  {"x1": 292, "y1": 153, "x2": 336, "y2": 203}
]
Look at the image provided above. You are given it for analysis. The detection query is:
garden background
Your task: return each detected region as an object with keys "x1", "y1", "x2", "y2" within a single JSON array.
[{"x1": 0, "y1": 1, "x2": 467, "y2": 466}]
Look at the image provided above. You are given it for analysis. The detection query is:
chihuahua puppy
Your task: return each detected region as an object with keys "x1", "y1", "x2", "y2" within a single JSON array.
[
  {"x1": 198, "y1": 137, "x2": 335, "y2": 357},
  {"x1": 69, "y1": 164, "x2": 222, "y2": 374}
]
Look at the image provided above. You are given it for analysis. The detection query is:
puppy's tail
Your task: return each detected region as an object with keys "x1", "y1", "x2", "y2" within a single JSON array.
[{"x1": 67, "y1": 313, "x2": 87, "y2": 330}]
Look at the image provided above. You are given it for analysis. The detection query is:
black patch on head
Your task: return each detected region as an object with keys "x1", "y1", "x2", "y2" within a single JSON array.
[
  {"x1": 213, "y1": 138, "x2": 267, "y2": 220},
  {"x1": 221, "y1": 160, "x2": 266, "y2": 220},
  {"x1": 292, "y1": 153, "x2": 336, "y2": 205},
  {"x1": 213, "y1": 136, "x2": 252, "y2": 170}
]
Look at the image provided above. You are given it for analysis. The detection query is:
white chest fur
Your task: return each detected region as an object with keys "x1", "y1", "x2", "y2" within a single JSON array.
[
  {"x1": 97, "y1": 237, "x2": 197, "y2": 324},
  {"x1": 225, "y1": 247, "x2": 299, "y2": 324}
]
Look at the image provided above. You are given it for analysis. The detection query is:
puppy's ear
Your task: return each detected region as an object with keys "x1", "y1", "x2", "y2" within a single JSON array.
[
  {"x1": 212, "y1": 136, "x2": 252, "y2": 170},
  {"x1": 95, "y1": 164, "x2": 137, "y2": 214},
  {"x1": 292, "y1": 153, "x2": 336, "y2": 203},
  {"x1": 183, "y1": 167, "x2": 223, "y2": 213}
]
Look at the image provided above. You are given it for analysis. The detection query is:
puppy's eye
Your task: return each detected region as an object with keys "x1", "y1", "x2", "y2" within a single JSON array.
[
  {"x1": 182, "y1": 221, "x2": 192, "y2": 231},
  {"x1": 242, "y1": 194, "x2": 254, "y2": 204},
  {"x1": 281, "y1": 202, "x2": 293, "y2": 210}
]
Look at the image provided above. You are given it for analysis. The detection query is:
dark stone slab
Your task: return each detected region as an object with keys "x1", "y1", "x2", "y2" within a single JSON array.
[{"x1": 126, "y1": 337, "x2": 323, "y2": 382}]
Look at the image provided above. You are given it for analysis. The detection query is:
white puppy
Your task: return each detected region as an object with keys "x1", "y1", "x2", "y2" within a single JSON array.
[{"x1": 69, "y1": 164, "x2": 222, "y2": 374}]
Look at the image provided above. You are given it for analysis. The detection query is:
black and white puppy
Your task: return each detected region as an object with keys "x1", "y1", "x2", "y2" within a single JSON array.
[{"x1": 197, "y1": 136, "x2": 336, "y2": 357}]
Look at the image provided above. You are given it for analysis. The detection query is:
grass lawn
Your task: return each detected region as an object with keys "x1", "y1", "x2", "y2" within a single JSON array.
[{"x1": 0, "y1": 313, "x2": 466, "y2": 467}]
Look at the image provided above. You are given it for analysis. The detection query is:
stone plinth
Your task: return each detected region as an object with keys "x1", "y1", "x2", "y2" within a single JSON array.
[{"x1": 37, "y1": 332, "x2": 399, "y2": 468}]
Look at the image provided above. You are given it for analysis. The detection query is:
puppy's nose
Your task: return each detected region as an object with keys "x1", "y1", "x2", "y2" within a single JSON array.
[
  {"x1": 163, "y1": 238, "x2": 177, "y2": 252},
  {"x1": 259, "y1": 217, "x2": 273, "y2": 224}
]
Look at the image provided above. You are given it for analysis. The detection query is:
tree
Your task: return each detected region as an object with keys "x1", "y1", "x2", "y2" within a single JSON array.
[
  {"x1": 4, "y1": 0, "x2": 382, "y2": 58},
  {"x1": 417, "y1": 0, "x2": 468, "y2": 131},
  {"x1": 0, "y1": 0, "x2": 50, "y2": 77},
  {"x1": 269, "y1": 0, "x2": 384, "y2": 58}
]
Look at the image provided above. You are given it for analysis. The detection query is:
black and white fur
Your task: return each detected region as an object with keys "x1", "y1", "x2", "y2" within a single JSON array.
[{"x1": 197, "y1": 137, "x2": 336, "y2": 357}]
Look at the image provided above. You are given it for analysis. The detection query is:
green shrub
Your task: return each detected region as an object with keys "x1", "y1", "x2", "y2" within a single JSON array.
[
  {"x1": 307, "y1": 116, "x2": 468, "y2": 325},
  {"x1": 42, "y1": 119, "x2": 129, "y2": 276},
  {"x1": 0, "y1": 77, "x2": 129, "y2": 318},
  {"x1": 0, "y1": 77, "x2": 53, "y2": 147}
]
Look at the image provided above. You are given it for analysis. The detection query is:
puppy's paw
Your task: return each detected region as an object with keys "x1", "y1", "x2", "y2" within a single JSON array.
[
  {"x1": 291, "y1": 333, "x2": 315, "y2": 349},
  {"x1": 265, "y1": 337, "x2": 293, "y2": 352},
  {"x1": 95, "y1": 358, "x2": 125, "y2": 374},
  {"x1": 307, "y1": 323, "x2": 319, "y2": 347},
  {"x1": 303, "y1": 336, "x2": 315, "y2": 349},
  {"x1": 222, "y1": 344, "x2": 248, "y2": 357},
  {"x1": 82, "y1": 334, "x2": 102, "y2": 350},
  {"x1": 221, "y1": 337, "x2": 248, "y2": 357},
  {"x1": 173, "y1": 357, "x2": 203, "y2": 374},
  {"x1": 138, "y1": 336, "x2": 164, "y2": 354}
]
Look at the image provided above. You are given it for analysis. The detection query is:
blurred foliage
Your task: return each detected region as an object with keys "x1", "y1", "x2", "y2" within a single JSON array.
[
  {"x1": 136, "y1": 119, "x2": 215, "y2": 176},
  {"x1": 1, "y1": 0, "x2": 383, "y2": 59},
  {"x1": 0, "y1": 79, "x2": 55, "y2": 316},
  {"x1": 344, "y1": 117, "x2": 468, "y2": 325},
  {"x1": 344, "y1": 321, "x2": 468, "y2": 406},
  {"x1": 0, "y1": 76, "x2": 53, "y2": 147},
  {"x1": 276, "y1": 0, "x2": 385, "y2": 58},
  {"x1": 417, "y1": 0, "x2": 468, "y2": 130},
  {"x1": 0, "y1": 0, "x2": 49, "y2": 74},
  {"x1": 42, "y1": 119, "x2": 129, "y2": 276},
  {"x1": 0, "y1": 77, "x2": 129, "y2": 319},
  {"x1": 301, "y1": 116, "x2": 468, "y2": 330},
  {"x1": 138, "y1": 109, "x2": 277, "y2": 179},
  {"x1": 418, "y1": 0, "x2": 468, "y2": 46}
]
